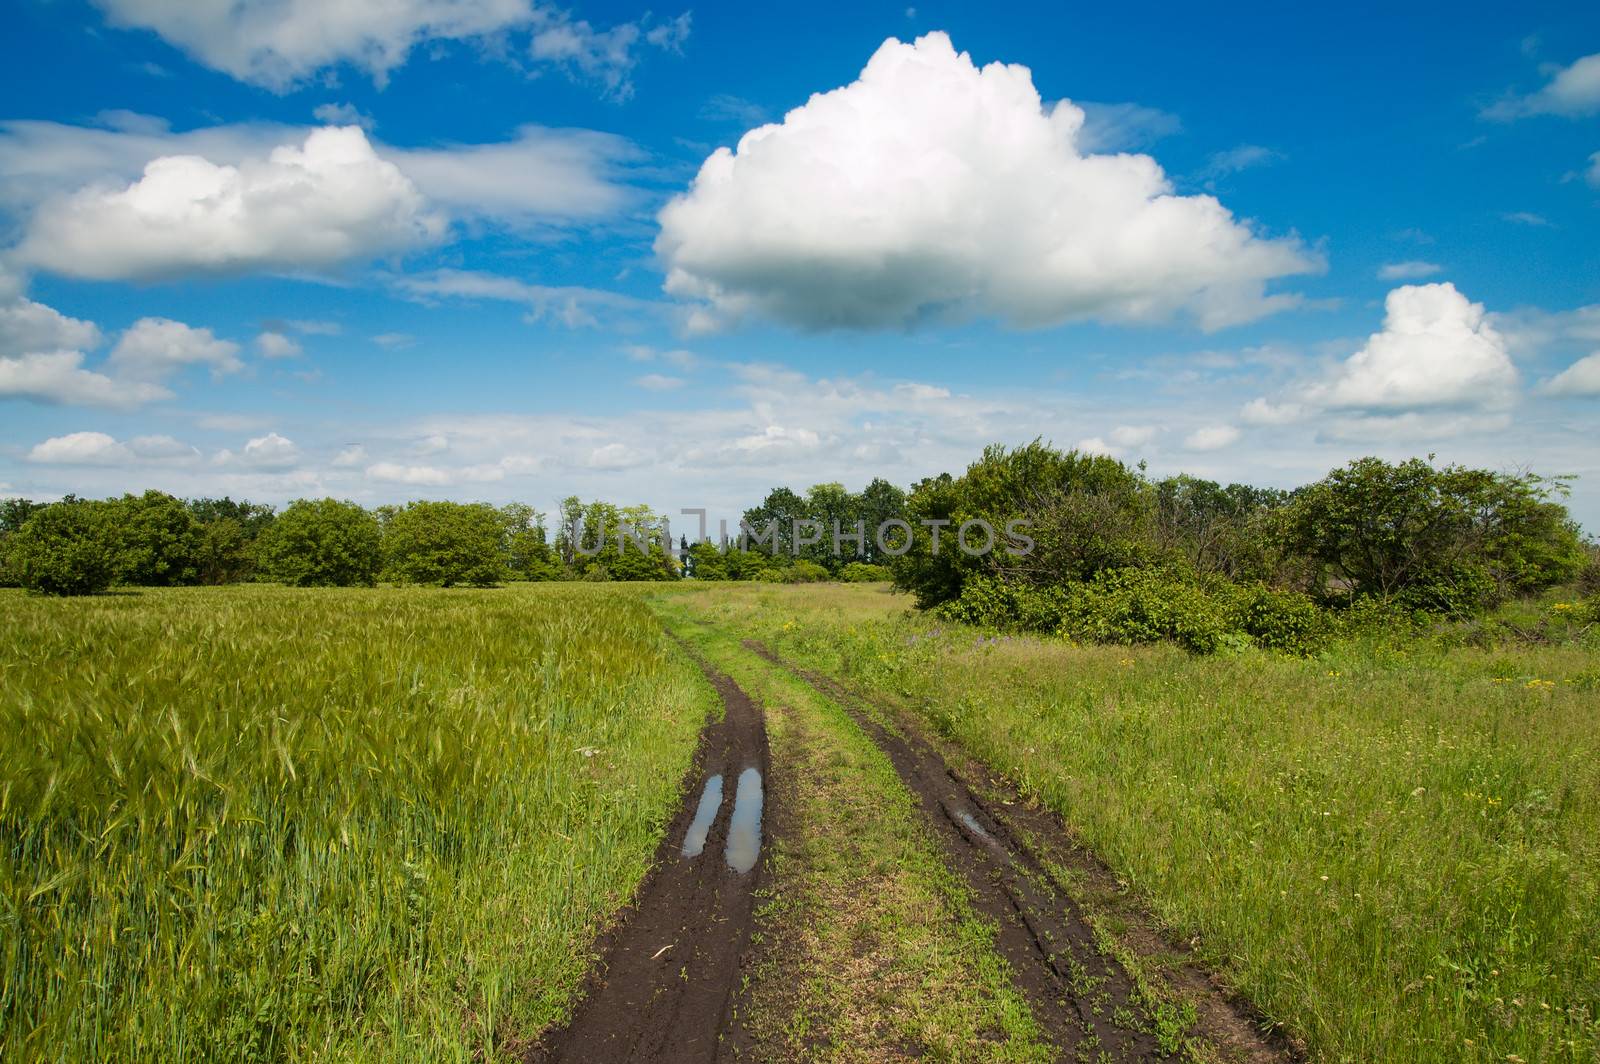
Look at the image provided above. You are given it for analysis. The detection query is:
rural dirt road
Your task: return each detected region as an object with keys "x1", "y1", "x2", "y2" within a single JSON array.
[
  {"x1": 534, "y1": 655, "x2": 769, "y2": 1063},
  {"x1": 539, "y1": 632, "x2": 1291, "y2": 1063}
]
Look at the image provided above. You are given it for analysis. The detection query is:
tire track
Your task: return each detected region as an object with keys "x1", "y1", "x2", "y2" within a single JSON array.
[
  {"x1": 745, "y1": 639, "x2": 1252, "y2": 1063},
  {"x1": 534, "y1": 651, "x2": 768, "y2": 1064}
]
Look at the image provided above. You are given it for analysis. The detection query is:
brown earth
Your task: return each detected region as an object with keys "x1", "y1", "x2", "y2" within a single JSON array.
[
  {"x1": 745, "y1": 640, "x2": 1298, "y2": 1064},
  {"x1": 532, "y1": 653, "x2": 769, "y2": 1064}
]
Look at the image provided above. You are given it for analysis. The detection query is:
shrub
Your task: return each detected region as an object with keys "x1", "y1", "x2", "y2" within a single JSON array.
[
  {"x1": 781, "y1": 560, "x2": 831, "y2": 583},
  {"x1": 111, "y1": 490, "x2": 202, "y2": 586},
  {"x1": 257, "y1": 499, "x2": 381, "y2": 587},
  {"x1": 934, "y1": 576, "x2": 1071, "y2": 631},
  {"x1": 10, "y1": 501, "x2": 119, "y2": 595},
  {"x1": 1226, "y1": 583, "x2": 1326, "y2": 654},
  {"x1": 382, "y1": 501, "x2": 508, "y2": 587},
  {"x1": 1058, "y1": 568, "x2": 1232, "y2": 654},
  {"x1": 839, "y1": 562, "x2": 892, "y2": 583}
]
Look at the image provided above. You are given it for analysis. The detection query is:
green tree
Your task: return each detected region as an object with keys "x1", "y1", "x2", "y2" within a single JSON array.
[
  {"x1": 10, "y1": 500, "x2": 120, "y2": 595},
  {"x1": 256, "y1": 498, "x2": 382, "y2": 587},
  {"x1": 1278, "y1": 457, "x2": 1585, "y2": 613},
  {"x1": 111, "y1": 490, "x2": 202, "y2": 586},
  {"x1": 0, "y1": 498, "x2": 46, "y2": 587},
  {"x1": 382, "y1": 501, "x2": 509, "y2": 587},
  {"x1": 195, "y1": 518, "x2": 253, "y2": 585}
]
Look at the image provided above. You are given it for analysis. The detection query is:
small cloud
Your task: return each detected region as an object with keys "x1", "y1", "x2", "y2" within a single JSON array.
[
  {"x1": 1184, "y1": 424, "x2": 1241, "y2": 451},
  {"x1": 1239, "y1": 397, "x2": 1303, "y2": 426},
  {"x1": 28, "y1": 431, "x2": 132, "y2": 465},
  {"x1": 256, "y1": 331, "x2": 302, "y2": 359},
  {"x1": 700, "y1": 94, "x2": 770, "y2": 127},
  {"x1": 1539, "y1": 351, "x2": 1600, "y2": 397},
  {"x1": 1502, "y1": 211, "x2": 1553, "y2": 227},
  {"x1": 332, "y1": 445, "x2": 368, "y2": 467},
  {"x1": 1073, "y1": 102, "x2": 1182, "y2": 153},
  {"x1": 215, "y1": 432, "x2": 300, "y2": 470},
  {"x1": 312, "y1": 102, "x2": 374, "y2": 130},
  {"x1": 1197, "y1": 144, "x2": 1282, "y2": 181},
  {"x1": 1482, "y1": 52, "x2": 1600, "y2": 120},
  {"x1": 1377, "y1": 260, "x2": 1443, "y2": 281},
  {"x1": 633, "y1": 373, "x2": 684, "y2": 391},
  {"x1": 372, "y1": 332, "x2": 415, "y2": 349}
]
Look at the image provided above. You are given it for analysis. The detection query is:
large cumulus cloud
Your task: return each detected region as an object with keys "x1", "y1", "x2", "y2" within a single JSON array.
[
  {"x1": 17, "y1": 127, "x2": 443, "y2": 281},
  {"x1": 655, "y1": 32, "x2": 1319, "y2": 333}
]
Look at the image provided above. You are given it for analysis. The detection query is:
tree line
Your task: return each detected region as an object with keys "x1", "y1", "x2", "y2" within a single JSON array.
[{"x1": 3, "y1": 448, "x2": 1595, "y2": 653}]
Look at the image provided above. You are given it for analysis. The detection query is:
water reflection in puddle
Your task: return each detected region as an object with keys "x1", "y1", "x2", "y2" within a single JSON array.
[
  {"x1": 957, "y1": 810, "x2": 991, "y2": 841},
  {"x1": 682, "y1": 774, "x2": 723, "y2": 858},
  {"x1": 724, "y1": 768, "x2": 764, "y2": 874}
]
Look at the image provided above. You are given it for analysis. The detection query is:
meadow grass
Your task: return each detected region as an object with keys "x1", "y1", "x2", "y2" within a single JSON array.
[
  {"x1": 663, "y1": 582, "x2": 1600, "y2": 1063},
  {"x1": 0, "y1": 584, "x2": 711, "y2": 1062}
]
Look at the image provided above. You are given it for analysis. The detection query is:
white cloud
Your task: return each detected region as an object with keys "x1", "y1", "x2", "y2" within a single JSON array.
[
  {"x1": 1076, "y1": 436, "x2": 1115, "y2": 456},
  {"x1": 1588, "y1": 151, "x2": 1600, "y2": 188},
  {"x1": 393, "y1": 268, "x2": 650, "y2": 328},
  {"x1": 92, "y1": 0, "x2": 533, "y2": 91},
  {"x1": 1109, "y1": 424, "x2": 1157, "y2": 448},
  {"x1": 1541, "y1": 352, "x2": 1600, "y2": 397},
  {"x1": 1502, "y1": 211, "x2": 1552, "y2": 227},
  {"x1": 1073, "y1": 102, "x2": 1181, "y2": 153},
  {"x1": 373, "y1": 332, "x2": 415, "y2": 349},
  {"x1": 28, "y1": 431, "x2": 134, "y2": 465},
  {"x1": 387, "y1": 125, "x2": 638, "y2": 223},
  {"x1": 366, "y1": 461, "x2": 452, "y2": 486},
  {"x1": 0, "y1": 118, "x2": 635, "y2": 248},
  {"x1": 24, "y1": 431, "x2": 194, "y2": 465},
  {"x1": 0, "y1": 298, "x2": 101, "y2": 355},
  {"x1": 332, "y1": 445, "x2": 369, "y2": 467},
  {"x1": 214, "y1": 432, "x2": 301, "y2": 471},
  {"x1": 1377, "y1": 260, "x2": 1442, "y2": 281},
  {"x1": 1238, "y1": 397, "x2": 1303, "y2": 426},
  {"x1": 1484, "y1": 52, "x2": 1600, "y2": 119},
  {"x1": 256, "y1": 331, "x2": 302, "y2": 359},
  {"x1": 366, "y1": 459, "x2": 509, "y2": 484},
  {"x1": 1310, "y1": 283, "x2": 1517, "y2": 411},
  {"x1": 656, "y1": 32, "x2": 1318, "y2": 333},
  {"x1": 0, "y1": 351, "x2": 171, "y2": 408},
  {"x1": 1196, "y1": 144, "x2": 1281, "y2": 181},
  {"x1": 531, "y1": 10, "x2": 690, "y2": 101},
  {"x1": 313, "y1": 102, "x2": 374, "y2": 130},
  {"x1": 1184, "y1": 424, "x2": 1240, "y2": 451},
  {"x1": 19, "y1": 127, "x2": 444, "y2": 281},
  {"x1": 110, "y1": 318, "x2": 242, "y2": 380},
  {"x1": 633, "y1": 373, "x2": 684, "y2": 391}
]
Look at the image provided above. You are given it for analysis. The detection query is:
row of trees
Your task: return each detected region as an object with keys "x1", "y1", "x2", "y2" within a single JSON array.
[{"x1": 2, "y1": 452, "x2": 1592, "y2": 616}]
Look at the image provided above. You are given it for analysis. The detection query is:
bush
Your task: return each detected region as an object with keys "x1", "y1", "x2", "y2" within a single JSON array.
[
  {"x1": 382, "y1": 501, "x2": 508, "y2": 587},
  {"x1": 780, "y1": 560, "x2": 831, "y2": 583},
  {"x1": 10, "y1": 501, "x2": 119, "y2": 595},
  {"x1": 111, "y1": 490, "x2": 202, "y2": 587},
  {"x1": 1226, "y1": 583, "x2": 1326, "y2": 654},
  {"x1": 934, "y1": 576, "x2": 1070, "y2": 630},
  {"x1": 838, "y1": 562, "x2": 892, "y2": 583},
  {"x1": 1059, "y1": 568, "x2": 1232, "y2": 654},
  {"x1": 257, "y1": 499, "x2": 381, "y2": 587}
]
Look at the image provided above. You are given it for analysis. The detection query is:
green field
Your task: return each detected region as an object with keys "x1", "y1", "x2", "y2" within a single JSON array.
[
  {"x1": 3, "y1": 582, "x2": 1597, "y2": 1062},
  {"x1": 0, "y1": 585, "x2": 709, "y2": 1062}
]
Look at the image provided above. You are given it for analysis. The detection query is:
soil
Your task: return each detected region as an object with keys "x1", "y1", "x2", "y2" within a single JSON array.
[
  {"x1": 531, "y1": 652, "x2": 769, "y2": 1064},
  {"x1": 746, "y1": 640, "x2": 1298, "y2": 1064}
]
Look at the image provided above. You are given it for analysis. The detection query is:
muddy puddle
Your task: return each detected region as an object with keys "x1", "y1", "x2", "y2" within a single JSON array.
[
  {"x1": 681, "y1": 774, "x2": 724, "y2": 858},
  {"x1": 724, "y1": 768, "x2": 763, "y2": 874}
]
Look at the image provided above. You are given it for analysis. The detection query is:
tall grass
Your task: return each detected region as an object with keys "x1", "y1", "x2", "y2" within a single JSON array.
[
  {"x1": 1, "y1": 584, "x2": 709, "y2": 1062},
  {"x1": 673, "y1": 583, "x2": 1600, "y2": 1062}
]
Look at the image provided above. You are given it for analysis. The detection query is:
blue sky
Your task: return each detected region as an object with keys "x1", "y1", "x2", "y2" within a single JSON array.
[{"x1": 1, "y1": 0, "x2": 1597, "y2": 530}]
